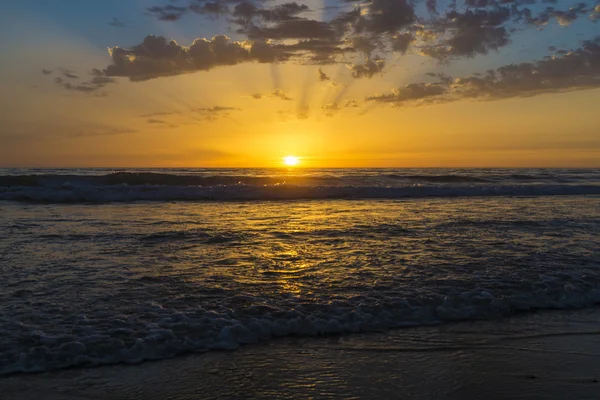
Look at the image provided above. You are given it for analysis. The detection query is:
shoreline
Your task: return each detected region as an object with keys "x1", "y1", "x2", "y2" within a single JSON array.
[{"x1": 5, "y1": 308, "x2": 600, "y2": 400}]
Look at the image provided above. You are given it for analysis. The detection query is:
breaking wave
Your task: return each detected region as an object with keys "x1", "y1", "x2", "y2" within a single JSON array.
[
  {"x1": 3, "y1": 279, "x2": 600, "y2": 375},
  {"x1": 1, "y1": 172, "x2": 600, "y2": 203}
]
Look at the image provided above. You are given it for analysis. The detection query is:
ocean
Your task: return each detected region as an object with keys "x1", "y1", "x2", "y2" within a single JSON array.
[{"x1": 1, "y1": 168, "x2": 600, "y2": 376}]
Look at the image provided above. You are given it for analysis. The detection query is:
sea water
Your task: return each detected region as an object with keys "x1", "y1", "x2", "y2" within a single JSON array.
[{"x1": 1, "y1": 168, "x2": 599, "y2": 374}]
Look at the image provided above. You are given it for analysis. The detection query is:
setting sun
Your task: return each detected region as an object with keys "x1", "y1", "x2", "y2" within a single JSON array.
[{"x1": 283, "y1": 156, "x2": 299, "y2": 166}]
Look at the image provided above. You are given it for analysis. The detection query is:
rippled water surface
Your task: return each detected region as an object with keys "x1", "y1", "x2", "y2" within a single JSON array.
[
  {"x1": 1, "y1": 192, "x2": 600, "y2": 374},
  {"x1": 1, "y1": 168, "x2": 600, "y2": 201}
]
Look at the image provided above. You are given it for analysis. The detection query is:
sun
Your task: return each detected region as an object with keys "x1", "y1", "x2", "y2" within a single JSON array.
[{"x1": 283, "y1": 155, "x2": 299, "y2": 166}]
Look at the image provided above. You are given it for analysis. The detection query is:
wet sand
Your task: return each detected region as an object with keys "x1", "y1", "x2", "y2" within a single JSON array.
[{"x1": 5, "y1": 308, "x2": 600, "y2": 400}]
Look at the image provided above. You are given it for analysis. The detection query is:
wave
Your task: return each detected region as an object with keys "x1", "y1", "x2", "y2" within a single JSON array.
[
  {"x1": 3, "y1": 279, "x2": 600, "y2": 375},
  {"x1": 4, "y1": 170, "x2": 598, "y2": 189},
  {"x1": 0, "y1": 173, "x2": 297, "y2": 187},
  {"x1": 390, "y1": 174, "x2": 490, "y2": 183},
  {"x1": 1, "y1": 183, "x2": 600, "y2": 203}
]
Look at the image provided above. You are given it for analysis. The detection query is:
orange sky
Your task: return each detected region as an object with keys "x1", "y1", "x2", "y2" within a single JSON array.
[{"x1": 1, "y1": 0, "x2": 599, "y2": 168}]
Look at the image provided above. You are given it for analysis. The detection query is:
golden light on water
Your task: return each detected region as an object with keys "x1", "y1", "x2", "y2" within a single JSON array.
[{"x1": 283, "y1": 156, "x2": 299, "y2": 166}]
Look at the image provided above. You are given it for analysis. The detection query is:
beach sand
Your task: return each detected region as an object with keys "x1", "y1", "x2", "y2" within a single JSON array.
[{"x1": 4, "y1": 308, "x2": 600, "y2": 400}]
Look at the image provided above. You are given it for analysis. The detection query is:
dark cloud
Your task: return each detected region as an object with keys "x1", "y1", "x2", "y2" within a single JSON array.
[
  {"x1": 46, "y1": 66, "x2": 116, "y2": 94},
  {"x1": 246, "y1": 19, "x2": 337, "y2": 40},
  {"x1": 391, "y1": 32, "x2": 415, "y2": 54},
  {"x1": 102, "y1": 34, "x2": 289, "y2": 81},
  {"x1": 147, "y1": 0, "x2": 305, "y2": 22},
  {"x1": 138, "y1": 0, "x2": 596, "y2": 70},
  {"x1": 349, "y1": 58, "x2": 385, "y2": 78},
  {"x1": 521, "y1": 3, "x2": 591, "y2": 27},
  {"x1": 257, "y1": 2, "x2": 310, "y2": 21},
  {"x1": 318, "y1": 68, "x2": 330, "y2": 81},
  {"x1": 367, "y1": 82, "x2": 449, "y2": 104},
  {"x1": 61, "y1": 83, "x2": 97, "y2": 93},
  {"x1": 368, "y1": 36, "x2": 600, "y2": 105},
  {"x1": 348, "y1": 36, "x2": 379, "y2": 56},
  {"x1": 99, "y1": 30, "x2": 357, "y2": 83},
  {"x1": 273, "y1": 39, "x2": 355, "y2": 64},
  {"x1": 420, "y1": 7, "x2": 512, "y2": 60},
  {"x1": 146, "y1": 118, "x2": 179, "y2": 128},
  {"x1": 426, "y1": 0, "x2": 438, "y2": 14},
  {"x1": 454, "y1": 36, "x2": 600, "y2": 99},
  {"x1": 232, "y1": 1, "x2": 309, "y2": 24},
  {"x1": 272, "y1": 89, "x2": 293, "y2": 100},
  {"x1": 54, "y1": 76, "x2": 108, "y2": 94},
  {"x1": 335, "y1": 0, "x2": 415, "y2": 34}
]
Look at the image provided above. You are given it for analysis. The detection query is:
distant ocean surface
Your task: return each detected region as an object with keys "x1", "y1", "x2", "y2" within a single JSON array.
[
  {"x1": 2, "y1": 168, "x2": 600, "y2": 202},
  {"x1": 1, "y1": 168, "x2": 600, "y2": 375}
]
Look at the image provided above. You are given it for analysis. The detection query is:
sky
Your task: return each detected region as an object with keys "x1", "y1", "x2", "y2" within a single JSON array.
[{"x1": 1, "y1": 0, "x2": 599, "y2": 168}]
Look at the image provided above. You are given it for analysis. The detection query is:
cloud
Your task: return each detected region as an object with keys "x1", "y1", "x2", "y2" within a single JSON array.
[
  {"x1": 63, "y1": 71, "x2": 79, "y2": 79},
  {"x1": 272, "y1": 39, "x2": 354, "y2": 64},
  {"x1": 322, "y1": 99, "x2": 362, "y2": 116},
  {"x1": 348, "y1": 36, "x2": 379, "y2": 56},
  {"x1": 146, "y1": 5, "x2": 188, "y2": 21},
  {"x1": 318, "y1": 68, "x2": 330, "y2": 81},
  {"x1": 102, "y1": 34, "x2": 290, "y2": 81},
  {"x1": 232, "y1": 1, "x2": 310, "y2": 24},
  {"x1": 245, "y1": 19, "x2": 337, "y2": 40},
  {"x1": 140, "y1": 106, "x2": 240, "y2": 124},
  {"x1": 454, "y1": 36, "x2": 600, "y2": 98},
  {"x1": 349, "y1": 58, "x2": 385, "y2": 78},
  {"x1": 251, "y1": 89, "x2": 293, "y2": 100},
  {"x1": 42, "y1": 69, "x2": 53, "y2": 75},
  {"x1": 189, "y1": 1, "x2": 231, "y2": 16},
  {"x1": 54, "y1": 77, "x2": 99, "y2": 93},
  {"x1": 191, "y1": 105, "x2": 242, "y2": 121},
  {"x1": 147, "y1": 118, "x2": 169, "y2": 124},
  {"x1": 521, "y1": 3, "x2": 592, "y2": 27},
  {"x1": 592, "y1": 4, "x2": 600, "y2": 20},
  {"x1": 272, "y1": 89, "x2": 293, "y2": 100},
  {"x1": 146, "y1": 118, "x2": 180, "y2": 128},
  {"x1": 367, "y1": 82, "x2": 449, "y2": 104},
  {"x1": 368, "y1": 36, "x2": 600, "y2": 105},
  {"x1": 147, "y1": 0, "x2": 306, "y2": 22},
  {"x1": 70, "y1": 126, "x2": 138, "y2": 137},
  {"x1": 140, "y1": 111, "x2": 181, "y2": 118},
  {"x1": 61, "y1": 0, "x2": 600, "y2": 109},
  {"x1": 50, "y1": 68, "x2": 116, "y2": 94},
  {"x1": 136, "y1": 0, "x2": 596, "y2": 70},
  {"x1": 108, "y1": 17, "x2": 127, "y2": 28},
  {"x1": 334, "y1": 0, "x2": 415, "y2": 34},
  {"x1": 420, "y1": 7, "x2": 512, "y2": 60},
  {"x1": 391, "y1": 32, "x2": 415, "y2": 54}
]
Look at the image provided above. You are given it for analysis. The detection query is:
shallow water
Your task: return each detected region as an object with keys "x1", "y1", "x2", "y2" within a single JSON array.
[
  {"x1": 6, "y1": 308, "x2": 600, "y2": 400},
  {"x1": 2, "y1": 187, "x2": 600, "y2": 374}
]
